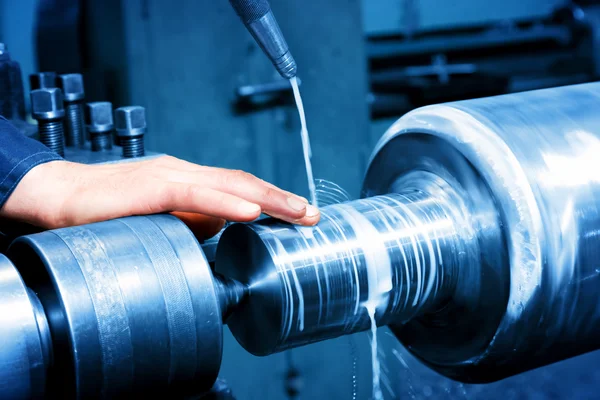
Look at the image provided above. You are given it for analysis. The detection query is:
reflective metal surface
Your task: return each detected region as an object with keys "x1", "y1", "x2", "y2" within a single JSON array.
[
  {"x1": 216, "y1": 172, "x2": 475, "y2": 355},
  {"x1": 8, "y1": 214, "x2": 223, "y2": 398},
  {"x1": 247, "y1": 11, "x2": 297, "y2": 79},
  {"x1": 217, "y1": 81, "x2": 600, "y2": 384},
  {"x1": 364, "y1": 81, "x2": 600, "y2": 382},
  {"x1": 0, "y1": 255, "x2": 50, "y2": 400}
]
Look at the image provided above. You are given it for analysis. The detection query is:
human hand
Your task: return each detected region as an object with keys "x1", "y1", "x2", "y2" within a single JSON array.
[{"x1": 0, "y1": 155, "x2": 320, "y2": 239}]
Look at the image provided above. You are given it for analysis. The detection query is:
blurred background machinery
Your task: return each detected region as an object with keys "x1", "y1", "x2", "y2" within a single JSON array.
[{"x1": 2, "y1": 0, "x2": 600, "y2": 399}]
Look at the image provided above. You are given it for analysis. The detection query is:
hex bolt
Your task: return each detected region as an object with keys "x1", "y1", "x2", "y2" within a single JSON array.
[
  {"x1": 56, "y1": 73, "x2": 85, "y2": 148},
  {"x1": 115, "y1": 106, "x2": 146, "y2": 158},
  {"x1": 30, "y1": 88, "x2": 66, "y2": 156},
  {"x1": 85, "y1": 102, "x2": 114, "y2": 151},
  {"x1": 29, "y1": 72, "x2": 57, "y2": 90}
]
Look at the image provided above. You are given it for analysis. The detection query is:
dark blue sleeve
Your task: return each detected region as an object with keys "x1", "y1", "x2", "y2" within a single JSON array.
[{"x1": 0, "y1": 116, "x2": 63, "y2": 209}]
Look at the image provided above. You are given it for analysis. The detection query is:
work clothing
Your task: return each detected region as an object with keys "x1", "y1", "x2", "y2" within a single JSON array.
[{"x1": 0, "y1": 116, "x2": 62, "y2": 209}]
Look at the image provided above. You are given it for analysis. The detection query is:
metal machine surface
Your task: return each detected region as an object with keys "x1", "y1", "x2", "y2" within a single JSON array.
[
  {"x1": 216, "y1": 81, "x2": 600, "y2": 383},
  {"x1": 2, "y1": 214, "x2": 245, "y2": 399},
  {"x1": 0, "y1": 255, "x2": 49, "y2": 400}
]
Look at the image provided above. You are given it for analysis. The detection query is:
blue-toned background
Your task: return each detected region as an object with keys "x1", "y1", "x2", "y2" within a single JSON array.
[{"x1": 2, "y1": 0, "x2": 599, "y2": 398}]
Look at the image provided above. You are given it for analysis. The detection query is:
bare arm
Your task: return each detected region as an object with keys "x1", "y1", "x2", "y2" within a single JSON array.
[{"x1": 0, "y1": 156, "x2": 319, "y2": 239}]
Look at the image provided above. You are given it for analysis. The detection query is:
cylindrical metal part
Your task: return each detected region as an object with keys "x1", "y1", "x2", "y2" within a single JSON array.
[
  {"x1": 0, "y1": 254, "x2": 51, "y2": 400},
  {"x1": 217, "y1": 81, "x2": 600, "y2": 383},
  {"x1": 57, "y1": 74, "x2": 85, "y2": 147},
  {"x1": 213, "y1": 273, "x2": 248, "y2": 321},
  {"x1": 216, "y1": 173, "x2": 479, "y2": 355},
  {"x1": 360, "y1": 82, "x2": 600, "y2": 382},
  {"x1": 8, "y1": 215, "x2": 223, "y2": 398},
  {"x1": 115, "y1": 106, "x2": 146, "y2": 158}
]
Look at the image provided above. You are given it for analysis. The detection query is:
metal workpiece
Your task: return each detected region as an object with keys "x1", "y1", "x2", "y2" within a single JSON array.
[
  {"x1": 229, "y1": 0, "x2": 297, "y2": 79},
  {"x1": 85, "y1": 102, "x2": 114, "y2": 151},
  {"x1": 8, "y1": 215, "x2": 223, "y2": 398},
  {"x1": 115, "y1": 106, "x2": 146, "y2": 157},
  {"x1": 30, "y1": 88, "x2": 66, "y2": 156},
  {"x1": 216, "y1": 174, "x2": 473, "y2": 356},
  {"x1": 57, "y1": 74, "x2": 86, "y2": 147},
  {"x1": 216, "y1": 81, "x2": 600, "y2": 383},
  {"x1": 0, "y1": 255, "x2": 51, "y2": 400},
  {"x1": 29, "y1": 72, "x2": 57, "y2": 90},
  {"x1": 363, "y1": 81, "x2": 600, "y2": 382}
]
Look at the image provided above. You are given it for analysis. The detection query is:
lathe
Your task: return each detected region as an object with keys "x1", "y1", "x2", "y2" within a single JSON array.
[{"x1": 2, "y1": 29, "x2": 600, "y2": 396}]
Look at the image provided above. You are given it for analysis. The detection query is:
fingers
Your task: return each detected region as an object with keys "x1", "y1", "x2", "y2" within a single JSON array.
[
  {"x1": 8, "y1": 156, "x2": 321, "y2": 232},
  {"x1": 156, "y1": 184, "x2": 262, "y2": 221},
  {"x1": 170, "y1": 168, "x2": 320, "y2": 225},
  {"x1": 170, "y1": 211, "x2": 226, "y2": 240}
]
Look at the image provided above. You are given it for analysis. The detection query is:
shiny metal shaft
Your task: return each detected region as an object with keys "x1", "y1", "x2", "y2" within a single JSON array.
[
  {"x1": 213, "y1": 274, "x2": 248, "y2": 321},
  {"x1": 216, "y1": 173, "x2": 474, "y2": 355}
]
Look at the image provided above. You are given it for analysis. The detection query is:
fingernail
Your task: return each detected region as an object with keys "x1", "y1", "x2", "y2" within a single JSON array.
[
  {"x1": 287, "y1": 197, "x2": 307, "y2": 212},
  {"x1": 239, "y1": 202, "x2": 261, "y2": 215},
  {"x1": 298, "y1": 196, "x2": 309, "y2": 204},
  {"x1": 305, "y1": 205, "x2": 319, "y2": 217}
]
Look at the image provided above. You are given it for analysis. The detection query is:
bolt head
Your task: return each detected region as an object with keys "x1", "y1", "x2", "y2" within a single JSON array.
[
  {"x1": 30, "y1": 88, "x2": 65, "y2": 120},
  {"x1": 29, "y1": 72, "x2": 57, "y2": 90},
  {"x1": 115, "y1": 106, "x2": 147, "y2": 137},
  {"x1": 57, "y1": 73, "x2": 85, "y2": 102},
  {"x1": 86, "y1": 102, "x2": 114, "y2": 133}
]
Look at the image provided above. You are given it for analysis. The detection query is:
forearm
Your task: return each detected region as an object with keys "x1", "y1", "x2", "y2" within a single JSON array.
[{"x1": 0, "y1": 117, "x2": 319, "y2": 236}]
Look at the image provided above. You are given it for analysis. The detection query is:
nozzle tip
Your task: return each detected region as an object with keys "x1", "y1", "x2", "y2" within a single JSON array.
[{"x1": 275, "y1": 52, "x2": 297, "y2": 79}]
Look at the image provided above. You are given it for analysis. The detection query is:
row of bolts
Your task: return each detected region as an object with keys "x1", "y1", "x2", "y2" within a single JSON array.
[{"x1": 30, "y1": 72, "x2": 146, "y2": 158}]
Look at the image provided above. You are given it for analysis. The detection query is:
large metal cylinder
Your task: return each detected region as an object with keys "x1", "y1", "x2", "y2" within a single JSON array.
[
  {"x1": 7, "y1": 214, "x2": 224, "y2": 398},
  {"x1": 0, "y1": 255, "x2": 51, "y2": 400},
  {"x1": 216, "y1": 81, "x2": 600, "y2": 383}
]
